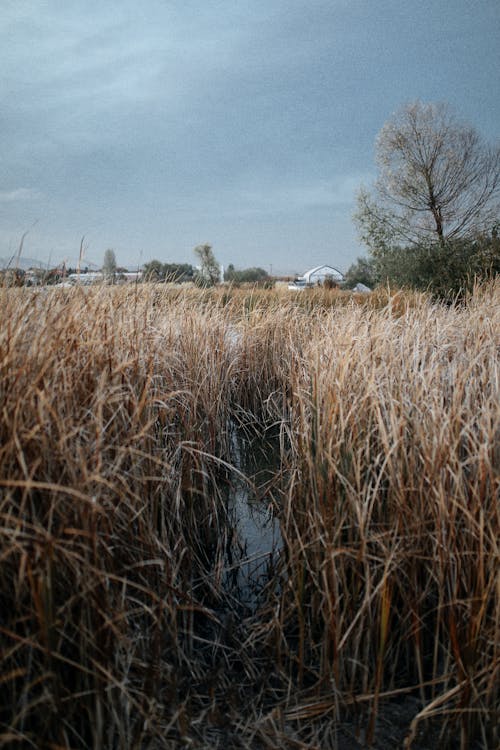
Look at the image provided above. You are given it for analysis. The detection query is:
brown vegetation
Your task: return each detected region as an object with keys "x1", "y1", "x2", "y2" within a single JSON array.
[{"x1": 0, "y1": 282, "x2": 498, "y2": 748}]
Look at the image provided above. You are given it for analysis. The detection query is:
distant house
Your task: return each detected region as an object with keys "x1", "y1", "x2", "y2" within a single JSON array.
[{"x1": 288, "y1": 264, "x2": 345, "y2": 290}]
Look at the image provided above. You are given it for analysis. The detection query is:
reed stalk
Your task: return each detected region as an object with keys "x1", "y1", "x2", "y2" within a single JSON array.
[{"x1": 0, "y1": 280, "x2": 497, "y2": 748}]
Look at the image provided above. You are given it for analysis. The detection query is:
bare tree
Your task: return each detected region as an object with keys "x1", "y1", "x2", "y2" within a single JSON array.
[{"x1": 356, "y1": 101, "x2": 500, "y2": 248}]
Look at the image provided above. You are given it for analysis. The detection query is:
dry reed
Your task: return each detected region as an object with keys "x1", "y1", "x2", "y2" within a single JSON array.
[{"x1": 0, "y1": 280, "x2": 498, "y2": 748}]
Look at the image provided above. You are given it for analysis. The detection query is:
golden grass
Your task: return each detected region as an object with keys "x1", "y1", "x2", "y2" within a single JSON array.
[
  {"x1": 274, "y1": 282, "x2": 499, "y2": 748},
  {"x1": 0, "y1": 281, "x2": 498, "y2": 748}
]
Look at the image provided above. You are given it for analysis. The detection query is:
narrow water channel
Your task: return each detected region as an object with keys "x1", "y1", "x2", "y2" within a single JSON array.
[{"x1": 223, "y1": 427, "x2": 283, "y2": 612}]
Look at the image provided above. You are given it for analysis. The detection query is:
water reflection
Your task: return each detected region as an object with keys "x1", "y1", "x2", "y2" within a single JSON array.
[{"x1": 224, "y1": 427, "x2": 282, "y2": 610}]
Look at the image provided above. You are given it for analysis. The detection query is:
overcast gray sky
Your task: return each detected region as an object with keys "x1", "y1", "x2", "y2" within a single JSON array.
[{"x1": 2, "y1": 0, "x2": 499, "y2": 273}]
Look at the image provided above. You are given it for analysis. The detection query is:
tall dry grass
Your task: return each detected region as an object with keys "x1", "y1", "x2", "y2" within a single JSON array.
[
  {"x1": 0, "y1": 285, "x2": 245, "y2": 748},
  {"x1": 0, "y1": 280, "x2": 498, "y2": 748},
  {"x1": 270, "y1": 281, "x2": 499, "y2": 749}
]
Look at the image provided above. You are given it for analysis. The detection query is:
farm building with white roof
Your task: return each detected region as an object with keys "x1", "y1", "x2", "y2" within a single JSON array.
[
  {"x1": 289, "y1": 264, "x2": 345, "y2": 289},
  {"x1": 301, "y1": 265, "x2": 344, "y2": 285}
]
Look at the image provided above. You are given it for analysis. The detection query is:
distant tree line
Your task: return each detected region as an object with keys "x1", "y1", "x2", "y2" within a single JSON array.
[
  {"x1": 142, "y1": 248, "x2": 274, "y2": 289},
  {"x1": 143, "y1": 245, "x2": 220, "y2": 286},
  {"x1": 224, "y1": 264, "x2": 271, "y2": 285},
  {"x1": 142, "y1": 260, "x2": 196, "y2": 283},
  {"x1": 345, "y1": 229, "x2": 500, "y2": 298}
]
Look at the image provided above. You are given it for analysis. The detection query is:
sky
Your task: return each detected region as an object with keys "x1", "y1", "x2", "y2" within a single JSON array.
[{"x1": 1, "y1": 0, "x2": 499, "y2": 274}]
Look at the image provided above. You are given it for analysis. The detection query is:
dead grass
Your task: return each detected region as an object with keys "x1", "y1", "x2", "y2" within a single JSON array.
[{"x1": 0, "y1": 280, "x2": 498, "y2": 748}]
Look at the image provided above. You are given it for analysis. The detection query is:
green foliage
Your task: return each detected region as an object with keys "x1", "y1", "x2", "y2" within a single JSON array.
[
  {"x1": 143, "y1": 260, "x2": 195, "y2": 282},
  {"x1": 142, "y1": 259, "x2": 163, "y2": 280},
  {"x1": 224, "y1": 264, "x2": 271, "y2": 285},
  {"x1": 344, "y1": 256, "x2": 379, "y2": 289},
  {"x1": 353, "y1": 189, "x2": 401, "y2": 257},
  {"x1": 373, "y1": 229, "x2": 500, "y2": 300}
]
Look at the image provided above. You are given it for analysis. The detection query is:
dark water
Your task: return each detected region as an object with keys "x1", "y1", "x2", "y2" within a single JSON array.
[{"x1": 223, "y1": 427, "x2": 282, "y2": 611}]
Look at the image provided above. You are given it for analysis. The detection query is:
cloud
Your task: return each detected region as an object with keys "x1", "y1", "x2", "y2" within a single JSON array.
[
  {"x1": 1, "y1": 0, "x2": 498, "y2": 273},
  {"x1": 0, "y1": 188, "x2": 41, "y2": 202},
  {"x1": 232, "y1": 173, "x2": 374, "y2": 215}
]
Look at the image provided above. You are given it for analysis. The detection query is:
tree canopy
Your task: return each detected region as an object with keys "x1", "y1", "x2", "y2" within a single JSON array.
[
  {"x1": 355, "y1": 101, "x2": 500, "y2": 250},
  {"x1": 348, "y1": 227, "x2": 499, "y2": 300},
  {"x1": 224, "y1": 264, "x2": 270, "y2": 284},
  {"x1": 143, "y1": 260, "x2": 195, "y2": 282},
  {"x1": 343, "y1": 256, "x2": 378, "y2": 289}
]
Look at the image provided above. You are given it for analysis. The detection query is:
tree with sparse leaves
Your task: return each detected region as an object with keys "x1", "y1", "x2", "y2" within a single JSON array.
[
  {"x1": 355, "y1": 101, "x2": 500, "y2": 250},
  {"x1": 193, "y1": 243, "x2": 220, "y2": 287},
  {"x1": 102, "y1": 248, "x2": 117, "y2": 283}
]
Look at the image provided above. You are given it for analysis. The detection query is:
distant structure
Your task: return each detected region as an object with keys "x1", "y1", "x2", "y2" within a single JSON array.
[
  {"x1": 288, "y1": 264, "x2": 345, "y2": 290},
  {"x1": 67, "y1": 271, "x2": 142, "y2": 285},
  {"x1": 352, "y1": 282, "x2": 372, "y2": 293}
]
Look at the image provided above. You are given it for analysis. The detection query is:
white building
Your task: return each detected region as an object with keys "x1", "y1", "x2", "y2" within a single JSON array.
[{"x1": 288, "y1": 264, "x2": 345, "y2": 290}]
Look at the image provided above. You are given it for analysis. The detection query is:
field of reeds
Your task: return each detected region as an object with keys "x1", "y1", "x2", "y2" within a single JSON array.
[{"x1": 1, "y1": 281, "x2": 498, "y2": 749}]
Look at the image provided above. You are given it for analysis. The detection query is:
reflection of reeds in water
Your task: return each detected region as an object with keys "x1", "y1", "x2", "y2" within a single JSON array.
[
  {"x1": 221, "y1": 425, "x2": 283, "y2": 611},
  {"x1": 0, "y1": 281, "x2": 498, "y2": 748}
]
